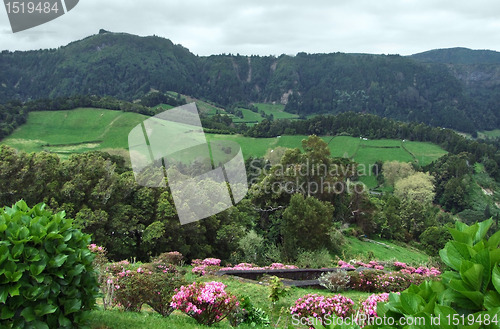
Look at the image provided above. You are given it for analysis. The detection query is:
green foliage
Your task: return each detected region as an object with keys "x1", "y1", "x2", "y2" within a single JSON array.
[
  {"x1": 228, "y1": 295, "x2": 270, "y2": 327},
  {"x1": 318, "y1": 270, "x2": 350, "y2": 292},
  {"x1": 237, "y1": 230, "x2": 265, "y2": 264},
  {"x1": 295, "y1": 248, "x2": 333, "y2": 269},
  {"x1": 420, "y1": 226, "x2": 453, "y2": 256},
  {"x1": 268, "y1": 276, "x2": 290, "y2": 303},
  {"x1": 282, "y1": 195, "x2": 335, "y2": 260},
  {"x1": 0, "y1": 200, "x2": 99, "y2": 328},
  {"x1": 113, "y1": 263, "x2": 187, "y2": 316}
]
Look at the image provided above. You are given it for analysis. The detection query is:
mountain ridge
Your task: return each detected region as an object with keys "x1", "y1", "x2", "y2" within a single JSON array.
[{"x1": 2, "y1": 31, "x2": 500, "y2": 132}]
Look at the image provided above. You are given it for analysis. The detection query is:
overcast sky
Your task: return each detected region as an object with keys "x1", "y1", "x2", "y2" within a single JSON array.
[{"x1": 1, "y1": 0, "x2": 499, "y2": 56}]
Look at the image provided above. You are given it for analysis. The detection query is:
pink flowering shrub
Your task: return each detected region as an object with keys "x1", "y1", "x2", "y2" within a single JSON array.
[
  {"x1": 349, "y1": 269, "x2": 439, "y2": 293},
  {"x1": 290, "y1": 294, "x2": 355, "y2": 326},
  {"x1": 191, "y1": 258, "x2": 223, "y2": 276},
  {"x1": 358, "y1": 293, "x2": 400, "y2": 326},
  {"x1": 219, "y1": 262, "x2": 298, "y2": 271},
  {"x1": 192, "y1": 260, "x2": 299, "y2": 276},
  {"x1": 337, "y1": 260, "x2": 356, "y2": 270},
  {"x1": 202, "y1": 258, "x2": 222, "y2": 266},
  {"x1": 171, "y1": 281, "x2": 239, "y2": 326}
]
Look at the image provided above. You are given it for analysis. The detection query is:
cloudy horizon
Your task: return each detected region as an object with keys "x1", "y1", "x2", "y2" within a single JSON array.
[{"x1": 1, "y1": 0, "x2": 500, "y2": 56}]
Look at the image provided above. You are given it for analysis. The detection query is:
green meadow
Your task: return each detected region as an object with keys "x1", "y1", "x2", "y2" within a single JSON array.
[{"x1": 1, "y1": 108, "x2": 447, "y2": 188}]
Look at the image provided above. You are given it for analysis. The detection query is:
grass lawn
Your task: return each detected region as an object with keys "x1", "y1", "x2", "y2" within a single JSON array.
[
  {"x1": 344, "y1": 237, "x2": 430, "y2": 265},
  {"x1": 232, "y1": 108, "x2": 263, "y2": 124}
]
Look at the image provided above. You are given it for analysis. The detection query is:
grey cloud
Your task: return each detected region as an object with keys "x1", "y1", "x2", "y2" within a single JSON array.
[{"x1": 0, "y1": 0, "x2": 499, "y2": 56}]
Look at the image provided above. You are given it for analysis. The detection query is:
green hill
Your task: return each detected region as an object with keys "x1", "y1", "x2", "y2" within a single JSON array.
[
  {"x1": 410, "y1": 47, "x2": 500, "y2": 64},
  {"x1": 2, "y1": 31, "x2": 500, "y2": 132}
]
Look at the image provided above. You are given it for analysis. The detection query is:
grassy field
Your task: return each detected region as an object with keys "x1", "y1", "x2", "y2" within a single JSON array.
[
  {"x1": 479, "y1": 129, "x2": 500, "y2": 139},
  {"x1": 402, "y1": 141, "x2": 448, "y2": 166},
  {"x1": 0, "y1": 109, "x2": 148, "y2": 158},
  {"x1": 231, "y1": 104, "x2": 298, "y2": 125},
  {"x1": 232, "y1": 108, "x2": 263, "y2": 124},
  {"x1": 1, "y1": 108, "x2": 448, "y2": 188},
  {"x1": 254, "y1": 103, "x2": 299, "y2": 120}
]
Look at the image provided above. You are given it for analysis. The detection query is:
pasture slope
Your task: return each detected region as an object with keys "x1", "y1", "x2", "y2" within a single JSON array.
[{"x1": 0, "y1": 108, "x2": 447, "y2": 187}]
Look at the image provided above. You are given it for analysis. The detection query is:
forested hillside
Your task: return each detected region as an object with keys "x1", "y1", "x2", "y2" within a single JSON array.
[{"x1": 2, "y1": 31, "x2": 500, "y2": 132}]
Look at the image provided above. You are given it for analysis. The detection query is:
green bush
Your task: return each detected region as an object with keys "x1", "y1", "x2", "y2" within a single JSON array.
[
  {"x1": 318, "y1": 270, "x2": 350, "y2": 292},
  {"x1": 112, "y1": 262, "x2": 186, "y2": 315},
  {"x1": 0, "y1": 200, "x2": 99, "y2": 329},
  {"x1": 295, "y1": 248, "x2": 333, "y2": 268}
]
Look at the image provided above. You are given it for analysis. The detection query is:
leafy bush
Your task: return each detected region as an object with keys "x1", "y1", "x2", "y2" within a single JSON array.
[
  {"x1": 318, "y1": 270, "x2": 350, "y2": 292},
  {"x1": 88, "y1": 244, "x2": 113, "y2": 310},
  {"x1": 348, "y1": 269, "x2": 437, "y2": 293},
  {"x1": 348, "y1": 270, "x2": 385, "y2": 292},
  {"x1": 191, "y1": 258, "x2": 222, "y2": 276},
  {"x1": 151, "y1": 251, "x2": 183, "y2": 266},
  {"x1": 0, "y1": 200, "x2": 99, "y2": 329},
  {"x1": 237, "y1": 230, "x2": 265, "y2": 264},
  {"x1": 268, "y1": 276, "x2": 290, "y2": 303},
  {"x1": 228, "y1": 295, "x2": 270, "y2": 327},
  {"x1": 296, "y1": 248, "x2": 333, "y2": 269},
  {"x1": 171, "y1": 281, "x2": 239, "y2": 326},
  {"x1": 113, "y1": 262, "x2": 186, "y2": 315}
]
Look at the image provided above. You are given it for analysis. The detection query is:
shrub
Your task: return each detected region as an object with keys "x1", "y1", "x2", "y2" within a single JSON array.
[
  {"x1": 113, "y1": 263, "x2": 186, "y2": 315},
  {"x1": 358, "y1": 293, "x2": 400, "y2": 326},
  {"x1": 268, "y1": 276, "x2": 290, "y2": 303},
  {"x1": 191, "y1": 258, "x2": 222, "y2": 276},
  {"x1": 237, "y1": 230, "x2": 265, "y2": 264},
  {"x1": 348, "y1": 270, "x2": 385, "y2": 292},
  {"x1": 318, "y1": 270, "x2": 350, "y2": 292},
  {"x1": 295, "y1": 248, "x2": 333, "y2": 268},
  {"x1": 171, "y1": 281, "x2": 239, "y2": 326},
  {"x1": 88, "y1": 244, "x2": 113, "y2": 310},
  {"x1": 0, "y1": 200, "x2": 99, "y2": 328},
  {"x1": 151, "y1": 251, "x2": 183, "y2": 266},
  {"x1": 290, "y1": 293, "x2": 355, "y2": 326},
  {"x1": 228, "y1": 295, "x2": 270, "y2": 327}
]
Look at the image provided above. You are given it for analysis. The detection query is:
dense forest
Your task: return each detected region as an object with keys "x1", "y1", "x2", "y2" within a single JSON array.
[{"x1": 2, "y1": 31, "x2": 500, "y2": 132}]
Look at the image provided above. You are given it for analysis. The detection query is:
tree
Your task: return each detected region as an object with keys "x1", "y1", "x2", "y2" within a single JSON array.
[
  {"x1": 394, "y1": 172, "x2": 435, "y2": 205},
  {"x1": 264, "y1": 146, "x2": 289, "y2": 166},
  {"x1": 281, "y1": 194, "x2": 334, "y2": 260},
  {"x1": 381, "y1": 161, "x2": 415, "y2": 187},
  {"x1": 484, "y1": 203, "x2": 491, "y2": 219}
]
